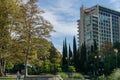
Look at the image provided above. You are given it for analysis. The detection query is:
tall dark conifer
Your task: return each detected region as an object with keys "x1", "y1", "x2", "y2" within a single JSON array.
[
  {"x1": 76, "y1": 47, "x2": 81, "y2": 72},
  {"x1": 62, "y1": 40, "x2": 65, "y2": 66},
  {"x1": 62, "y1": 38, "x2": 68, "y2": 66},
  {"x1": 62, "y1": 38, "x2": 68, "y2": 71},
  {"x1": 80, "y1": 42, "x2": 87, "y2": 72},
  {"x1": 64, "y1": 38, "x2": 68, "y2": 59},
  {"x1": 91, "y1": 45, "x2": 94, "y2": 53},
  {"x1": 69, "y1": 44, "x2": 72, "y2": 65},
  {"x1": 73, "y1": 36, "x2": 77, "y2": 68},
  {"x1": 94, "y1": 40, "x2": 98, "y2": 51}
]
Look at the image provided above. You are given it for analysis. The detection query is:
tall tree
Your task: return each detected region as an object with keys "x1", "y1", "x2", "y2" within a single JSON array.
[
  {"x1": 64, "y1": 38, "x2": 68, "y2": 65},
  {"x1": 13, "y1": 0, "x2": 54, "y2": 76},
  {"x1": 80, "y1": 42, "x2": 87, "y2": 73},
  {"x1": 62, "y1": 40, "x2": 65, "y2": 66},
  {"x1": 62, "y1": 38, "x2": 68, "y2": 71},
  {"x1": 73, "y1": 36, "x2": 77, "y2": 68},
  {"x1": 0, "y1": 0, "x2": 20, "y2": 76},
  {"x1": 49, "y1": 42, "x2": 62, "y2": 64},
  {"x1": 76, "y1": 47, "x2": 81, "y2": 72},
  {"x1": 90, "y1": 40, "x2": 98, "y2": 54},
  {"x1": 94, "y1": 40, "x2": 97, "y2": 51},
  {"x1": 91, "y1": 45, "x2": 94, "y2": 53},
  {"x1": 68, "y1": 44, "x2": 72, "y2": 65},
  {"x1": 64, "y1": 38, "x2": 68, "y2": 58}
]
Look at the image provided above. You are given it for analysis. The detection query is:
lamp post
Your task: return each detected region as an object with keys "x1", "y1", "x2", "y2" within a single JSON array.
[
  {"x1": 94, "y1": 56, "x2": 97, "y2": 76},
  {"x1": 94, "y1": 55, "x2": 101, "y2": 76},
  {"x1": 114, "y1": 49, "x2": 118, "y2": 68}
]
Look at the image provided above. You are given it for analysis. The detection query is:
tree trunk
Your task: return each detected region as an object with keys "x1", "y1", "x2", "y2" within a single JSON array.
[{"x1": 0, "y1": 59, "x2": 5, "y2": 77}]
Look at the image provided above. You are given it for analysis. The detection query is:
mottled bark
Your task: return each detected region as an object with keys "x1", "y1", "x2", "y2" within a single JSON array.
[{"x1": 0, "y1": 59, "x2": 6, "y2": 76}]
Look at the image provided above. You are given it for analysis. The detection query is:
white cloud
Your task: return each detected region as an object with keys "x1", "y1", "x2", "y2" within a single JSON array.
[
  {"x1": 41, "y1": 10, "x2": 78, "y2": 52},
  {"x1": 42, "y1": 9, "x2": 78, "y2": 37},
  {"x1": 49, "y1": 0, "x2": 80, "y2": 16},
  {"x1": 110, "y1": 0, "x2": 117, "y2": 3},
  {"x1": 109, "y1": 0, "x2": 120, "y2": 11},
  {"x1": 39, "y1": 0, "x2": 80, "y2": 52}
]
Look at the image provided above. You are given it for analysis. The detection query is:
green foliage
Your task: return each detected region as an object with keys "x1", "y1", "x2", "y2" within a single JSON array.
[
  {"x1": 58, "y1": 72, "x2": 68, "y2": 79},
  {"x1": 0, "y1": 78, "x2": 16, "y2": 80},
  {"x1": 42, "y1": 61, "x2": 51, "y2": 73},
  {"x1": 28, "y1": 60, "x2": 62, "y2": 74},
  {"x1": 98, "y1": 75, "x2": 107, "y2": 80},
  {"x1": 49, "y1": 42, "x2": 62, "y2": 64},
  {"x1": 0, "y1": 0, "x2": 60, "y2": 76},
  {"x1": 68, "y1": 66, "x2": 76, "y2": 72},
  {"x1": 62, "y1": 38, "x2": 68, "y2": 71},
  {"x1": 79, "y1": 42, "x2": 87, "y2": 72},
  {"x1": 73, "y1": 36, "x2": 77, "y2": 56},
  {"x1": 32, "y1": 38, "x2": 51, "y2": 61},
  {"x1": 56, "y1": 64, "x2": 62, "y2": 72},
  {"x1": 58, "y1": 72, "x2": 84, "y2": 79},
  {"x1": 68, "y1": 44, "x2": 73, "y2": 65},
  {"x1": 70, "y1": 73, "x2": 85, "y2": 79},
  {"x1": 69, "y1": 44, "x2": 72, "y2": 58},
  {"x1": 103, "y1": 53, "x2": 116, "y2": 75},
  {"x1": 109, "y1": 69, "x2": 120, "y2": 80},
  {"x1": 57, "y1": 67, "x2": 62, "y2": 72},
  {"x1": 5, "y1": 61, "x2": 14, "y2": 70},
  {"x1": 0, "y1": 0, "x2": 20, "y2": 76},
  {"x1": 93, "y1": 40, "x2": 98, "y2": 52},
  {"x1": 73, "y1": 36, "x2": 77, "y2": 68}
]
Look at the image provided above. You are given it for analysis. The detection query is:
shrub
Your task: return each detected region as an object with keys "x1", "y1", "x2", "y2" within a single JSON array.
[
  {"x1": 68, "y1": 66, "x2": 76, "y2": 72},
  {"x1": 70, "y1": 73, "x2": 85, "y2": 79},
  {"x1": 57, "y1": 67, "x2": 62, "y2": 72},
  {"x1": 6, "y1": 61, "x2": 14, "y2": 71},
  {"x1": 58, "y1": 72, "x2": 68, "y2": 79},
  {"x1": 109, "y1": 69, "x2": 120, "y2": 80},
  {"x1": 98, "y1": 75, "x2": 107, "y2": 80}
]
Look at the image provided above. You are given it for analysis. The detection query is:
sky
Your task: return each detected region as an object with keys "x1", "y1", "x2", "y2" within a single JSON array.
[{"x1": 37, "y1": 0, "x2": 120, "y2": 53}]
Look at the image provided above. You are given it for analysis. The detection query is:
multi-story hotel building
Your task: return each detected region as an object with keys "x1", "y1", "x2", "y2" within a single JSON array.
[{"x1": 77, "y1": 5, "x2": 120, "y2": 50}]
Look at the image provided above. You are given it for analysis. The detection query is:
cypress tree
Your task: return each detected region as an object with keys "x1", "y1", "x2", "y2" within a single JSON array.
[
  {"x1": 64, "y1": 38, "x2": 68, "y2": 65},
  {"x1": 69, "y1": 44, "x2": 72, "y2": 65},
  {"x1": 80, "y1": 42, "x2": 87, "y2": 73},
  {"x1": 64, "y1": 38, "x2": 68, "y2": 59},
  {"x1": 91, "y1": 45, "x2": 94, "y2": 53},
  {"x1": 94, "y1": 40, "x2": 98, "y2": 51},
  {"x1": 62, "y1": 40, "x2": 65, "y2": 66},
  {"x1": 62, "y1": 38, "x2": 68, "y2": 71},
  {"x1": 76, "y1": 47, "x2": 81, "y2": 72},
  {"x1": 73, "y1": 36, "x2": 77, "y2": 68}
]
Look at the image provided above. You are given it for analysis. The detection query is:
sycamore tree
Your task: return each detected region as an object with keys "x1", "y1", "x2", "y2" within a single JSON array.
[
  {"x1": 49, "y1": 42, "x2": 62, "y2": 64},
  {"x1": 0, "y1": 0, "x2": 21, "y2": 76},
  {"x1": 12, "y1": 0, "x2": 54, "y2": 76}
]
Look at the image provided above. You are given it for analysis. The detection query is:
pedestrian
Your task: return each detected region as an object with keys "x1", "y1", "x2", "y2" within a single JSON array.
[{"x1": 16, "y1": 71, "x2": 21, "y2": 80}]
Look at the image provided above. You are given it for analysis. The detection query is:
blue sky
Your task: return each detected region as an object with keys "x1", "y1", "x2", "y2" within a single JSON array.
[{"x1": 37, "y1": 0, "x2": 120, "y2": 53}]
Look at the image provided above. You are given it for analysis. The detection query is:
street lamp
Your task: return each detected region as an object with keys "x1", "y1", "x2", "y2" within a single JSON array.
[
  {"x1": 114, "y1": 49, "x2": 118, "y2": 68},
  {"x1": 94, "y1": 56, "x2": 97, "y2": 76},
  {"x1": 94, "y1": 55, "x2": 101, "y2": 76}
]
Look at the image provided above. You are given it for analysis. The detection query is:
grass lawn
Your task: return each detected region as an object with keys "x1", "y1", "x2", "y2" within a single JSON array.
[
  {"x1": 0, "y1": 78, "x2": 15, "y2": 80},
  {"x1": 0, "y1": 78, "x2": 23, "y2": 80}
]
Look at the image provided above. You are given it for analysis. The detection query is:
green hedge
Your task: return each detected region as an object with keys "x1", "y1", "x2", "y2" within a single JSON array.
[
  {"x1": 109, "y1": 69, "x2": 120, "y2": 80},
  {"x1": 70, "y1": 73, "x2": 85, "y2": 79},
  {"x1": 58, "y1": 72, "x2": 85, "y2": 79},
  {"x1": 58, "y1": 72, "x2": 68, "y2": 79},
  {"x1": 0, "y1": 78, "x2": 19, "y2": 80}
]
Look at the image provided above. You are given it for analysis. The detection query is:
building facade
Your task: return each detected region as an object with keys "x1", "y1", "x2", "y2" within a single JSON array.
[{"x1": 78, "y1": 5, "x2": 120, "y2": 50}]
